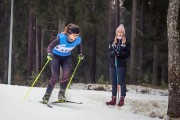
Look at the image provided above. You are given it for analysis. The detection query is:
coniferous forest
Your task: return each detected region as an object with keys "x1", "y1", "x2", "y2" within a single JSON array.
[{"x1": 0, "y1": 0, "x2": 180, "y2": 117}]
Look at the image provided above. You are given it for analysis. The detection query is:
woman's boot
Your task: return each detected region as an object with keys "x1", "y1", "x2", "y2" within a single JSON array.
[
  {"x1": 106, "y1": 96, "x2": 116, "y2": 105},
  {"x1": 117, "y1": 96, "x2": 124, "y2": 107}
]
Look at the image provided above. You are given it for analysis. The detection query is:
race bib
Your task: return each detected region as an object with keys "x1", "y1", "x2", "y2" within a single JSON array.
[{"x1": 54, "y1": 44, "x2": 74, "y2": 53}]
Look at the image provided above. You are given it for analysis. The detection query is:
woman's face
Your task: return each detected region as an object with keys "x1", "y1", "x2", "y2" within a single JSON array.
[
  {"x1": 68, "y1": 33, "x2": 79, "y2": 41},
  {"x1": 116, "y1": 30, "x2": 124, "y2": 39}
]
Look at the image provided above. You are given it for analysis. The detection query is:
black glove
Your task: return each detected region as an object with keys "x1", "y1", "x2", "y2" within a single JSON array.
[{"x1": 110, "y1": 50, "x2": 118, "y2": 57}]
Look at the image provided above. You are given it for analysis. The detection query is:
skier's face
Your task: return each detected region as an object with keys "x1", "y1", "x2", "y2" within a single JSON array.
[{"x1": 68, "y1": 33, "x2": 79, "y2": 41}]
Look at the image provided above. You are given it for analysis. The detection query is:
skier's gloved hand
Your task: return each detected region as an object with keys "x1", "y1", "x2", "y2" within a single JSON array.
[
  {"x1": 78, "y1": 54, "x2": 84, "y2": 60},
  {"x1": 47, "y1": 53, "x2": 53, "y2": 60}
]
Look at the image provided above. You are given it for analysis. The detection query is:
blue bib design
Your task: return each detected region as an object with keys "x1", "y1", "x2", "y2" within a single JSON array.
[{"x1": 53, "y1": 33, "x2": 81, "y2": 56}]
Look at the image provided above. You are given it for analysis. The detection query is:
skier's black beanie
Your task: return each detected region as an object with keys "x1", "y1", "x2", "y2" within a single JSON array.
[{"x1": 68, "y1": 25, "x2": 80, "y2": 34}]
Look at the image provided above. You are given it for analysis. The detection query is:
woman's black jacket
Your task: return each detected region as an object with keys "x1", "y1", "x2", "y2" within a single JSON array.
[{"x1": 109, "y1": 39, "x2": 131, "y2": 67}]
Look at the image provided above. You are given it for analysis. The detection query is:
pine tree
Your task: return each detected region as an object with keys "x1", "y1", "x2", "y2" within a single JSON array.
[{"x1": 167, "y1": 0, "x2": 180, "y2": 118}]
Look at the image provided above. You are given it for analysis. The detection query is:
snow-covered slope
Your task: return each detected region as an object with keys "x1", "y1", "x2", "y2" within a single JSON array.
[{"x1": 0, "y1": 84, "x2": 168, "y2": 120}]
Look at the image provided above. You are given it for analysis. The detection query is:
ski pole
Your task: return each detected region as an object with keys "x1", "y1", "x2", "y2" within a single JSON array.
[
  {"x1": 115, "y1": 56, "x2": 120, "y2": 100},
  {"x1": 65, "y1": 59, "x2": 82, "y2": 92},
  {"x1": 23, "y1": 59, "x2": 50, "y2": 100}
]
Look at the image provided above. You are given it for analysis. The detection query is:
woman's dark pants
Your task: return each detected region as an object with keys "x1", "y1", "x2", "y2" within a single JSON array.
[{"x1": 110, "y1": 67, "x2": 127, "y2": 97}]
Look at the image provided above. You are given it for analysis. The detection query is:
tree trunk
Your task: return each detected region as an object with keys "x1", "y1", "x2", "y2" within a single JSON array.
[
  {"x1": 4, "y1": 45, "x2": 8, "y2": 84},
  {"x1": 161, "y1": 64, "x2": 166, "y2": 83},
  {"x1": 92, "y1": 30, "x2": 97, "y2": 83},
  {"x1": 115, "y1": 0, "x2": 120, "y2": 27},
  {"x1": 91, "y1": 0, "x2": 96, "y2": 83},
  {"x1": 36, "y1": 19, "x2": 41, "y2": 73},
  {"x1": 58, "y1": 15, "x2": 65, "y2": 33},
  {"x1": 139, "y1": 0, "x2": 145, "y2": 80},
  {"x1": 41, "y1": 29, "x2": 44, "y2": 68},
  {"x1": 130, "y1": 0, "x2": 137, "y2": 84},
  {"x1": 167, "y1": 0, "x2": 180, "y2": 118},
  {"x1": 152, "y1": 44, "x2": 158, "y2": 85},
  {"x1": 2, "y1": 2, "x2": 9, "y2": 84},
  {"x1": 152, "y1": 2, "x2": 161, "y2": 86},
  {"x1": 27, "y1": 8, "x2": 35, "y2": 79},
  {"x1": 108, "y1": 0, "x2": 112, "y2": 40}
]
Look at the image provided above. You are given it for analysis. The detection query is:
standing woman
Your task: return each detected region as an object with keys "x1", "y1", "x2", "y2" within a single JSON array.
[
  {"x1": 42, "y1": 23, "x2": 84, "y2": 103},
  {"x1": 106, "y1": 24, "x2": 130, "y2": 107}
]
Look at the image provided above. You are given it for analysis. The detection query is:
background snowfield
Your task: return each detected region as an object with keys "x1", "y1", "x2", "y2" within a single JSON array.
[{"x1": 0, "y1": 83, "x2": 168, "y2": 120}]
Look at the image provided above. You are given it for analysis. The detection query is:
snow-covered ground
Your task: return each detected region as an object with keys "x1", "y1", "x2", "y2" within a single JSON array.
[{"x1": 0, "y1": 83, "x2": 168, "y2": 120}]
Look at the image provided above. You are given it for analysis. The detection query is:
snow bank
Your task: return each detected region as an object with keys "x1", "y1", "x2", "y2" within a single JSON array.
[
  {"x1": 0, "y1": 83, "x2": 168, "y2": 120},
  {"x1": 71, "y1": 83, "x2": 168, "y2": 118}
]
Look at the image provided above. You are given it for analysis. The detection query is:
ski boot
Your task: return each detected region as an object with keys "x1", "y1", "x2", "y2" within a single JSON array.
[
  {"x1": 117, "y1": 96, "x2": 124, "y2": 107},
  {"x1": 58, "y1": 89, "x2": 66, "y2": 102},
  {"x1": 42, "y1": 92, "x2": 51, "y2": 103},
  {"x1": 106, "y1": 96, "x2": 116, "y2": 105}
]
